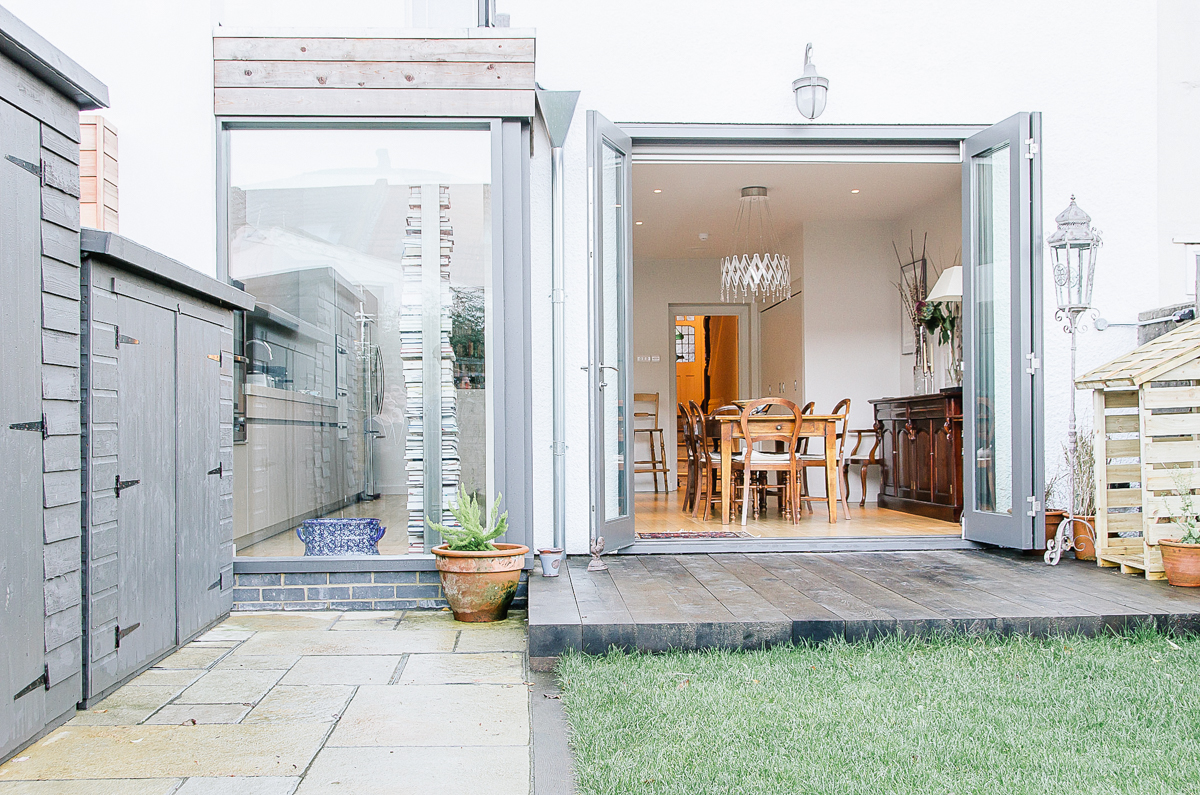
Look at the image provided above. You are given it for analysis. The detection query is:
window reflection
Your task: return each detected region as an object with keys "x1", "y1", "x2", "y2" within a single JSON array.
[{"x1": 228, "y1": 129, "x2": 492, "y2": 557}]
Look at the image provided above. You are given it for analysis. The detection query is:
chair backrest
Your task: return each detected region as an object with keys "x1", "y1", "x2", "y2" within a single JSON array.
[
  {"x1": 739, "y1": 397, "x2": 802, "y2": 464},
  {"x1": 798, "y1": 401, "x2": 816, "y2": 453},
  {"x1": 678, "y1": 401, "x2": 697, "y2": 460},
  {"x1": 830, "y1": 398, "x2": 851, "y2": 460},
  {"x1": 633, "y1": 392, "x2": 660, "y2": 425},
  {"x1": 689, "y1": 400, "x2": 719, "y2": 462}
]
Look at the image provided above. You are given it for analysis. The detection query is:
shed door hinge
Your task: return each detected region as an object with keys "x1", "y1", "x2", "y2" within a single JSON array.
[
  {"x1": 207, "y1": 577, "x2": 222, "y2": 591},
  {"x1": 114, "y1": 622, "x2": 140, "y2": 649},
  {"x1": 115, "y1": 475, "x2": 140, "y2": 497},
  {"x1": 1027, "y1": 496, "x2": 1042, "y2": 517},
  {"x1": 13, "y1": 665, "x2": 49, "y2": 700},
  {"x1": 207, "y1": 462, "x2": 224, "y2": 477},
  {"x1": 1025, "y1": 352, "x2": 1041, "y2": 375},
  {"x1": 1024, "y1": 138, "x2": 1038, "y2": 159},
  {"x1": 114, "y1": 326, "x2": 139, "y2": 349},
  {"x1": 207, "y1": 353, "x2": 221, "y2": 363},
  {"x1": 5, "y1": 154, "x2": 41, "y2": 178},
  {"x1": 550, "y1": 288, "x2": 565, "y2": 304},
  {"x1": 9, "y1": 414, "x2": 48, "y2": 439}
]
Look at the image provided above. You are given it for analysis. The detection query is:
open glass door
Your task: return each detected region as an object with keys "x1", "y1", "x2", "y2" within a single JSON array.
[
  {"x1": 962, "y1": 112, "x2": 1044, "y2": 548},
  {"x1": 588, "y1": 111, "x2": 636, "y2": 551}
]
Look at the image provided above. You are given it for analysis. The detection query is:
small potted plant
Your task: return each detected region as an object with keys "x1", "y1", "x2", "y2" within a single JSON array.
[
  {"x1": 1157, "y1": 470, "x2": 1200, "y2": 587},
  {"x1": 429, "y1": 486, "x2": 529, "y2": 622},
  {"x1": 1066, "y1": 436, "x2": 1097, "y2": 560},
  {"x1": 1043, "y1": 470, "x2": 1066, "y2": 548}
]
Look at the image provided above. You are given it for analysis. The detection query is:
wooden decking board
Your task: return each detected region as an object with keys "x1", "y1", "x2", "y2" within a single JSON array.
[
  {"x1": 527, "y1": 551, "x2": 1200, "y2": 657},
  {"x1": 636, "y1": 556, "x2": 737, "y2": 622},
  {"x1": 708, "y1": 554, "x2": 841, "y2": 622},
  {"x1": 827, "y1": 552, "x2": 1004, "y2": 620},
  {"x1": 754, "y1": 553, "x2": 895, "y2": 621},
  {"x1": 673, "y1": 555, "x2": 792, "y2": 623}
]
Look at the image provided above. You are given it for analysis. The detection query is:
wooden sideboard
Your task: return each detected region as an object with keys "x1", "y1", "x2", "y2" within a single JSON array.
[{"x1": 870, "y1": 388, "x2": 963, "y2": 523}]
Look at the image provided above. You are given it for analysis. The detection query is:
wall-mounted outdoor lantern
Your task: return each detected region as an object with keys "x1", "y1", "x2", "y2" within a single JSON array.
[
  {"x1": 792, "y1": 43, "x2": 829, "y2": 120},
  {"x1": 1046, "y1": 196, "x2": 1103, "y2": 567}
]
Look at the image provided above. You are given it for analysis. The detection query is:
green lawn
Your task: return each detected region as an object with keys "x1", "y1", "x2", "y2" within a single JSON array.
[{"x1": 558, "y1": 630, "x2": 1200, "y2": 794}]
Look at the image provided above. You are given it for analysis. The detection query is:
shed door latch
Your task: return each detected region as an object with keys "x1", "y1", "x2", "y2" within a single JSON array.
[
  {"x1": 207, "y1": 462, "x2": 224, "y2": 477},
  {"x1": 5, "y1": 154, "x2": 41, "y2": 178},
  {"x1": 9, "y1": 414, "x2": 47, "y2": 439},
  {"x1": 1027, "y1": 496, "x2": 1042, "y2": 517},
  {"x1": 114, "y1": 326, "x2": 140, "y2": 349},
  {"x1": 13, "y1": 665, "x2": 49, "y2": 700},
  {"x1": 114, "y1": 623, "x2": 140, "y2": 649},
  {"x1": 1024, "y1": 138, "x2": 1038, "y2": 159},
  {"x1": 1025, "y1": 352, "x2": 1041, "y2": 375},
  {"x1": 115, "y1": 475, "x2": 140, "y2": 497}
]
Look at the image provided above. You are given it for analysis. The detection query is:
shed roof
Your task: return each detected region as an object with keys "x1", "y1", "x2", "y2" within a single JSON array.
[
  {"x1": 0, "y1": 5, "x2": 107, "y2": 109},
  {"x1": 1076, "y1": 319, "x2": 1200, "y2": 389},
  {"x1": 81, "y1": 230, "x2": 255, "y2": 312}
]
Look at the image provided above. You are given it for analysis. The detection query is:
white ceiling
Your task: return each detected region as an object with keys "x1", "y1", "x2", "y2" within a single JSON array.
[{"x1": 631, "y1": 162, "x2": 960, "y2": 260}]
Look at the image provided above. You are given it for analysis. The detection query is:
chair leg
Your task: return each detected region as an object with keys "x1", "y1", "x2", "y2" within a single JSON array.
[
  {"x1": 838, "y1": 465, "x2": 852, "y2": 520},
  {"x1": 657, "y1": 430, "x2": 670, "y2": 494},
  {"x1": 647, "y1": 430, "x2": 660, "y2": 492},
  {"x1": 741, "y1": 469, "x2": 751, "y2": 526},
  {"x1": 860, "y1": 464, "x2": 869, "y2": 508},
  {"x1": 801, "y1": 468, "x2": 814, "y2": 514}
]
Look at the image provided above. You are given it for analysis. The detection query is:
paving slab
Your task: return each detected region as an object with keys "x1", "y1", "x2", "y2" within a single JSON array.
[
  {"x1": 68, "y1": 687, "x2": 181, "y2": 726},
  {"x1": 175, "y1": 776, "x2": 300, "y2": 794},
  {"x1": 220, "y1": 613, "x2": 341, "y2": 632},
  {"x1": 279, "y1": 656, "x2": 401, "y2": 686},
  {"x1": 455, "y1": 625, "x2": 528, "y2": 652},
  {"x1": 176, "y1": 670, "x2": 284, "y2": 705},
  {"x1": 395, "y1": 610, "x2": 457, "y2": 628},
  {"x1": 0, "y1": 780, "x2": 181, "y2": 794},
  {"x1": 152, "y1": 645, "x2": 230, "y2": 670},
  {"x1": 0, "y1": 725, "x2": 328, "y2": 780},
  {"x1": 399, "y1": 653, "x2": 525, "y2": 685},
  {"x1": 234, "y1": 630, "x2": 454, "y2": 657},
  {"x1": 196, "y1": 628, "x2": 256, "y2": 643},
  {"x1": 144, "y1": 704, "x2": 252, "y2": 725},
  {"x1": 127, "y1": 669, "x2": 205, "y2": 689},
  {"x1": 328, "y1": 617, "x2": 399, "y2": 631},
  {"x1": 326, "y1": 684, "x2": 528, "y2": 747},
  {"x1": 212, "y1": 654, "x2": 299, "y2": 671},
  {"x1": 294, "y1": 746, "x2": 529, "y2": 795},
  {"x1": 242, "y1": 686, "x2": 354, "y2": 725}
]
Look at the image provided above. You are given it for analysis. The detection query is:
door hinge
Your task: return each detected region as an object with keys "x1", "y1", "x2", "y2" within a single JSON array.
[
  {"x1": 207, "y1": 462, "x2": 225, "y2": 477},
  {"x1": 13, "y1": 665, "x2": 49, "y2": 700},
  {"x1": 114, "y1": 474, "x2": 140, "y2": 497},
  {"x1": 1024, "y1": 138, "x2": 1038, "y2": 159},
  {"x1": 114, "y1": 326, "x2": 139, "y2": 349},
  {"x1": 114, "y1": 622, "x2": 140, "y2": 649},
  {"x1": 1025, "y1": 352, "x2": 1041, "y2": 375},
  {"x1": 207, "y1": 353, "x2": 221, "y2": 363},
  {"x1": 207, "y1": 576, "x2": 222, "y2": 591},
  {"x1": 1027, "y1": 496, "x2": 1042, "y2": 517},
  {"x1": 9, "y1": 414, "x2": 48, "y2": 439},
  {"x1": 5, "y1": 154, "x2": 41, "y2": 178}
]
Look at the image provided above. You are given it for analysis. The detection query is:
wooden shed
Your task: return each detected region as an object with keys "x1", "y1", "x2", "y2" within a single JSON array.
[
  {"x1": 0, "y1": 6, "x2": 107, "y2": 761},
  {"x1": 1076, "y1": 320, "x2": 1200, "y2": 580},
  {"x1": 79, "y1": 231, "x2": 253, "y2": 704}
]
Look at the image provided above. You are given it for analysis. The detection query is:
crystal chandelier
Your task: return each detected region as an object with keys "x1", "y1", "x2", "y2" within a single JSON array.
[{"x1": 721, "y1": 186, "x2": 791, "y2": 303}]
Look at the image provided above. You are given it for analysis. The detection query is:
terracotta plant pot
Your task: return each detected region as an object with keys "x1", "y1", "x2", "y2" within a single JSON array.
[
  {"x1": 1159, "y1": 539, "x2": 1200, "y2": 587},
  {"x1": 1044, "y1": 510, "x2": 1066, "y2": 548},
  {"x1": 432, "y1": 543, "x2": 529, "y2": 622},
  {"x1": 1073, "y1": 516, "x2": 1096, "y2": 561}
]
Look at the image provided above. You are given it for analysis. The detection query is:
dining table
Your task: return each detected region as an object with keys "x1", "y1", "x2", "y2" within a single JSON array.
[{"x1": 705, "y1": 412, "x2": 842, "y2": 525}]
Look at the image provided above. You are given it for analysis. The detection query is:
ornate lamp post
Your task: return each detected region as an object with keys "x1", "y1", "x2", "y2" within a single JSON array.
[{"x1": 1045, "y1": 197, "x2": 1102, "y2": 565}]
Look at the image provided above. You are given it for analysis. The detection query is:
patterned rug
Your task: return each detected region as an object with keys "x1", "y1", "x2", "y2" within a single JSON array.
[{"x1": 636, "y1": 530, "x2": 756, "y2": 539}]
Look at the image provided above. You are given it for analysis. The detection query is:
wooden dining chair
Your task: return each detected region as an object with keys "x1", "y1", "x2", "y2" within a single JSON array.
[
  {"x1": 842, "y1": 426, "x2": 882, "y2": 507},
  {"x1": 798, "y1": 398, "x2": 852, "y2": 520},
  {"x1": 732, "y1": 397, "x2": 804, "y2": 526},
  {"x1": 678, "y1": 401, "x2": 699, "y2": 513},
  {"x1": 633, "y1": 392, "x2": 671, "y2": 492},
  {"x1": 689, "y1": 400, "x2": 742, "y2": 520}
]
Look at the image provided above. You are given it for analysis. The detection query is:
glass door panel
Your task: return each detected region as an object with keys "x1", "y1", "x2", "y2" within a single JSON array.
[
  {"x1": 589, "y1": 111, "x2": 635, "y2": 551},
  {"x1": 961, "y1": 113, "x2": 1043, "y2": 549}
]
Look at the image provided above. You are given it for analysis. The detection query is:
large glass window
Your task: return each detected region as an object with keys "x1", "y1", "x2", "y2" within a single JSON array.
[{"x1": 227, "y1": 128, "x2": 493, "y2": 557}]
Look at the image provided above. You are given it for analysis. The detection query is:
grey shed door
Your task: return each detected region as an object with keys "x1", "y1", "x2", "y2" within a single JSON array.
[
  {"x1": 0, "y1": 99, "x2": 48, "y2": 758},
  {"x1": 93, "y1": 295, "x2": 177, "y2": 693},
  {"x1": 175, "y1": 313, "x2": 228, "y2": 640}
]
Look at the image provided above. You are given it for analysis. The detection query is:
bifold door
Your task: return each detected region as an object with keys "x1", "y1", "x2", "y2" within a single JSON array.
[
  {"x1": 961, "y1": 112, "x2": 1044, "y2": 549},
  {"x1": 588, "y1": 111, "x2": 636, "y2": 552}
]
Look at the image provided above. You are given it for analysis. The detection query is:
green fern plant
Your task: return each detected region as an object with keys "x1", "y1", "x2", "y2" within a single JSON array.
[
  {"x1": 1166, "y1": 468, "x2": 1200, "y2": 545},
  {"x1": 428, "y1": 485, "x2": 508, "y2": 551}
]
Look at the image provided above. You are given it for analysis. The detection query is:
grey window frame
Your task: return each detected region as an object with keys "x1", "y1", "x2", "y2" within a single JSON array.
[{"x1": 218, "y1": 116, "x2": 532, "y2": 572}]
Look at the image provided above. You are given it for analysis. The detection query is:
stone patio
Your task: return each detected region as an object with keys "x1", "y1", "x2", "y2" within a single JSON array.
[{"x1": 0, "y1": 610, "x2": 531, "y2": 795}]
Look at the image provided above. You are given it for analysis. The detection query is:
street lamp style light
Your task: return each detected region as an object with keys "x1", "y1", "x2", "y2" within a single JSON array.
[
  {"x1": 792, "y1": 43, "x2": 829, "y2": 120},
  {"x1": 1045, "y1": 196, "x2": 1103, "y2": 566}
]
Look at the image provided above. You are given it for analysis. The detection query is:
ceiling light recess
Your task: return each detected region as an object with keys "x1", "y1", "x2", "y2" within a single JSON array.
[{"x1": 721, "y1": 186, "x2": 791, "y2": 303}]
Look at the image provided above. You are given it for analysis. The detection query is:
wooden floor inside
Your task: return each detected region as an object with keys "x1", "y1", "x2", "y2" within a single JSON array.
[
  {"x1": 528, "y1": 550, "x2": 1200, "y2": 658},
  {"x1": 634, "y1": 490, "x2": 961, "y2": 538}
]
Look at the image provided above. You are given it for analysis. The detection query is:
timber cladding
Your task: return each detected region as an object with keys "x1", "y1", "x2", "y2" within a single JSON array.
[{"x1": 213, "y1": 31, "x2": 536, "y2": 117}]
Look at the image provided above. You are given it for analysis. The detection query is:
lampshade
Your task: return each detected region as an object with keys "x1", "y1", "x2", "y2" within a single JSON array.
[
  {"x1": 926, "y1": 265, "x2": 962, "y2": 302},
  {"x1": 792, "y1": 43, "x2": 829, "y2": 120},
  {"x1": 720, "y1": 186, "x2": 791, "y2": 303},
  {"x1": 1047, "y1": 196, "x2": 1101, "y2": 311}
]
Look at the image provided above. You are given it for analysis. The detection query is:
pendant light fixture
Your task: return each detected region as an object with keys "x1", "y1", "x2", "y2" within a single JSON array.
[{"x1": 721, "y1": 186, "x2": 791, "y2": 303}]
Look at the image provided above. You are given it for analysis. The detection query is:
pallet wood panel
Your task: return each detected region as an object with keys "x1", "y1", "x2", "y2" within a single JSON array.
[
  {"x1": 214, "y1": 36, "x2": 535, "y2": 63},
  {"x1": 215, "y1": 59, "x2": 534, "y2": 89},
  {"x1": 214, "y1": 86, "x2": 535, "y2": 117},
  {"x1": 79, "y1": 115, "x2": 117, "y2": 231}
]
